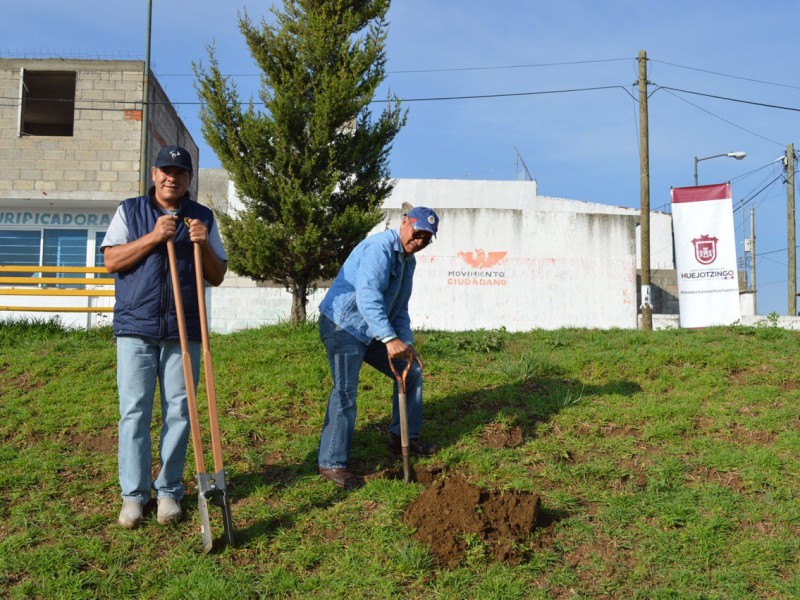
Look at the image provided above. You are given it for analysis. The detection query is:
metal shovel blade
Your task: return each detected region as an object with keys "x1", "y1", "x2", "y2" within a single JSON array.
[
  {"x1": 197, "y1": 469, "x2": 235, "y2": 551},
  {"x1": 197, "y1": 485, "x2": 214, "y2": 554},
  {"x1": 402, "y1": 453, "x2": 411, "y2": 484},
  {"x1": 398, "y1": 390, "x2": 411, "y2": 484},
  {"x1": 209, "y1": 468, "x2": 235, "y2": 547},
  {"x1": 215, "y1": 489, "x2": 236, "y2": 547}
]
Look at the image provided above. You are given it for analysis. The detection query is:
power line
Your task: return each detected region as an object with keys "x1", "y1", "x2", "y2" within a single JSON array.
[
  {"x1": 386, "y1": 58, "x2": 632, "y2": 75},
  {"x1": 732, "y1": 174, "x2": 783, "y2": 213},
  {"x1": 650, "y1": 59, "x2": 800, "y2": 91},
  {"x1": 155, "y1": 57, "x2": 634, "y2": 78},
  {"x1": 761, "y1": 247, "x2": 794, "y2": 257},
  {"x1": 157, "y1": 57, "x2": 800, "y2": 91},
  {"x1": 656, "y1": 87, "x2": 786, "y2": 147},
  {"x1": 659, "y1": 86, "x2": 800, "y2": 114},
  {"x1": 0, "y1": 84, "x2": 631, "y2": 108},
  {"x1": 370, "y1": 85, "x2": 627, "y2": 103},
  {"x1": 2, "y1": 79, "x2": 793, "y2": 128},
  {"x1": 8, "y1": 81, "x2": 789, "y2": 137},
  {"x1": 729, "y1": 158, "x2": 788, "y2": 184}
]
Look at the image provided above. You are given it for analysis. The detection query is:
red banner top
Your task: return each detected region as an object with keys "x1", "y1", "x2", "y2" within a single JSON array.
[{"x1": 671, "y1": 183, "x2": 731, "y2": 204}]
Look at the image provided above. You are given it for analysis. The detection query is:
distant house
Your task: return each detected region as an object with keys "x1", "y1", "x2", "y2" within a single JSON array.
[{"x1": 0, "y1": 58, "x2": 197, "y2": 326}]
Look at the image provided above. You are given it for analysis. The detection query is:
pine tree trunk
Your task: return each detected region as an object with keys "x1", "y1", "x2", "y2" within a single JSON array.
[{"x1": 290, "y1": 284, "x2": 308, "y2": 325}]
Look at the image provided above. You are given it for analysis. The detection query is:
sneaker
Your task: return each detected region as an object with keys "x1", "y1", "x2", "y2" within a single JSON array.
[
  {"x1": 388, "y1": 433, "x2": 439, "y2": 456},
  {"x1": 157, "y1": 497, "x2": 183, "y2": 525},
  {"x1": 118, "y1": 500, "x2": 144, "y2": 529}
]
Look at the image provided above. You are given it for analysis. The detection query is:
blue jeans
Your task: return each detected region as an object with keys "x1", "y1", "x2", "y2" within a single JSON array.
[
  {"x1": 318, "y1": 315, "x2": 423, "y2": 469},
  {"x1": 116, "y1": 335, "x2": 200, "y2": 504}
]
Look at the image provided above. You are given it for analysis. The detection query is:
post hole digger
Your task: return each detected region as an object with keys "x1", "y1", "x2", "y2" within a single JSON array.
[{"x1": 166, "y1": 239, "x2": 235, "y2": 553}]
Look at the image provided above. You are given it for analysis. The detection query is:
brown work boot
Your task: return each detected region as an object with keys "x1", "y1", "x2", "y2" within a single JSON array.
[
  {"x1": 318, "y1": 467, "x2": 363, "y2": 489},
  {"x1": 388, "y1": 433, "x2": 439, "y2": 456}
]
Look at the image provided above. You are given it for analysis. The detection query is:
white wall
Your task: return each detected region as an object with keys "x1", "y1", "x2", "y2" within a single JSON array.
[
  {"x1": 209, "y1": 178, "x2": 657, "y2": 333},
  {"x1": 537, "y1": 193, "x2": 674, "y2": 271},
  {"x1": 208, "y1": 275, "x2": 325, "y2": 333},
  {"x1": 408, "y1": 207, "x2": 637, "y2": 331}
]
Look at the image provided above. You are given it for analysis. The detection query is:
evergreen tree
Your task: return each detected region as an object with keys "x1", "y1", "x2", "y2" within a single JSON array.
[{"x1": 194, "y1": 0, "x2": 406, "y2": 323}]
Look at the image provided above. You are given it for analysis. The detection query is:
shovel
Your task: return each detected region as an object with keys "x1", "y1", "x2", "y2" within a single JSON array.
[
  {"x1": 166, "y1": 239, "x2": 235, "y2": 552},
  {"x1": 388, "y1": 353, "x2": 412, "y2": 484}
]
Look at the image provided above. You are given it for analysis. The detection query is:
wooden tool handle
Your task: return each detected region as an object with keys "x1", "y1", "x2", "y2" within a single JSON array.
[
  {"x1": 194, "y1": 243, "x2": 225, "y2": 473},
  {"x1": 166, "y1": 239, "x2": 206, "y2": 474}
]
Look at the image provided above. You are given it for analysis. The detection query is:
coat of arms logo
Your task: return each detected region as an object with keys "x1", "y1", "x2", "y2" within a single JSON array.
[{"x1": 691, "y1": 234, "x2": 718, "y2": 265}]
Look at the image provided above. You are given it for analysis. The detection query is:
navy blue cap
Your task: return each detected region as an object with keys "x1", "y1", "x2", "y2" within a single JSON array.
[
  {"x1": 154, "y1": 145, "x2": 193, "y2": 173},
  {"x1": 407, "y1": 206, "x2": 439, "y2": 236}
]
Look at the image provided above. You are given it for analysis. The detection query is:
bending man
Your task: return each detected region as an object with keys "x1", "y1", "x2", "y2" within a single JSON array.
[{"x1": 317, "y1": 206, "x2": 440, "y2": 489}]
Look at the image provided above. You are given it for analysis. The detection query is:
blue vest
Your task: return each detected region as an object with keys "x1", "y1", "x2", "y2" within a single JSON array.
[{"x1": 112, "y1": 191, "x2": 214, "y2": 341}]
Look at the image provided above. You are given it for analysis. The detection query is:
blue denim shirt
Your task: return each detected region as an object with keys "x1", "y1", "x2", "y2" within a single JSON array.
[{"x1": 318, "y1": 229, "x2": 416, "y2": 344}]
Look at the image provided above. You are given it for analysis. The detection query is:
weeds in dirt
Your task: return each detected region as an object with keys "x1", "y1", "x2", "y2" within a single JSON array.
[
  {"x1": 1, "y1": 323, "x2": 800, "y2": 597},
  {"x1": 498, "y1": 350, "x2": 540, "y2": 382},
  {"x1": 555, "y1": 384, "x2": 585, "y2": 409}
]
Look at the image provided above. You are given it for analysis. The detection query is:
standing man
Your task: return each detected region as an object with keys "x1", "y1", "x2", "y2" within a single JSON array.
[
  {"x1": 317, "y1": 206, "x2": 440, "y2": 489},
  {"x1": 102, "y1": 145, "x2": 228, "y2": 528}
]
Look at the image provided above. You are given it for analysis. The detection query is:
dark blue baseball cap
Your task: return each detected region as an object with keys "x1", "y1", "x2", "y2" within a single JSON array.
[
  {"x1": 407, "y1": 206, "x2": 439, "y2": 237},
  {"x1": 154, "y1": 144, "x2": 193, "y2": 173}
]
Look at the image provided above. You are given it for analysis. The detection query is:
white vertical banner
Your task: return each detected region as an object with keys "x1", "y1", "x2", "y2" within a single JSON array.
[{"x1": 671, "y1": 183, "x2": 740, "y2": 328}]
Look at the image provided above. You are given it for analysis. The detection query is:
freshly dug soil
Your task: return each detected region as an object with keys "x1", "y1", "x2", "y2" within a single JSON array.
[
  {"x1": 403, "y1": 473, "x2": 541, "y2": 568},
  {"x1": 482, "y1": 423, "x2": 524, "y2": 449}
]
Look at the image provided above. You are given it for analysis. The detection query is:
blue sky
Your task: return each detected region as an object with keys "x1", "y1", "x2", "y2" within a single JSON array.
[{"x1": 3, "y1": 1, "x2": 800, "y2": 316}]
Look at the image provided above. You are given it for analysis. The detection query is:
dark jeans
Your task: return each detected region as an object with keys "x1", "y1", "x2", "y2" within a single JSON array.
[{"x1": 317, "y1": 315, "x2": 423, "y2": 469}]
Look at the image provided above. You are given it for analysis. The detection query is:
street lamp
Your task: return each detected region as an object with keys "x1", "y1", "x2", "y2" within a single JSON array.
[{"x1": 694, "y1": 151, "x2": 747, "y2": 186}]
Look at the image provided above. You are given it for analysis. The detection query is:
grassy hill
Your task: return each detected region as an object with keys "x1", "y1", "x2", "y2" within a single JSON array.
[{"x1": 1, "y1": 319, "x2": 799, "y2": 598}]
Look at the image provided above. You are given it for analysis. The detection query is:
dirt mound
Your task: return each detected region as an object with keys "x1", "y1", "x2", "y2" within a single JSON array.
[{"x1": 403, "y1": 473, "x2": 540, "y2": 568}]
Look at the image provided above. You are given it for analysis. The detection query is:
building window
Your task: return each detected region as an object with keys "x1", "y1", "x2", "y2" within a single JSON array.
[
  {"x1": 0, "y1": 229, "x2": 104, "y2": 287},
  {"x1": 20, "y1": 70, "x2": 76, "y2": 136},
  {"x1": 0, "y1": 230, "x2": 40, "y2": 278},
  {"x1": 94, "y1": 232, "x2": 106, "y2": 268},
  {"x1": 43, "y1": 229, "x2": 87, "y2": 286}
]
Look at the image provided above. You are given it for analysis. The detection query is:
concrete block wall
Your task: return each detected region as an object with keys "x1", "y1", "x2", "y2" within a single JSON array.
[
  {"x1": 636, "y1": 269, "x2": 680, "y2": 315},
  {"x1": 208, "y1": 274, "x2": 326, "y2": 334},
  {"x1": 0, "y1": 58, "x2": 198, "y2": 204},
  {"x1": 196, "y1": 169, "x2": 231, "y2": 213}
]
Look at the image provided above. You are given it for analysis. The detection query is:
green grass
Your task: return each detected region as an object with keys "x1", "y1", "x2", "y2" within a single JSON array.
[{"x1": 1, "y1": 319, "x2": 800, "y2": 598}]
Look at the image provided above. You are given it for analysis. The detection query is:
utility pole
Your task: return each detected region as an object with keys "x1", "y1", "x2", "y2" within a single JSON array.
[
  {"x1": 637, "y1": 50, "x2": 652, "y2": 330},
  {"x1": 741, "y1": 199, "x2": 749, "y2": 288},
  {"x1": 138, "y1": 0, "x2": 153, "y2": 195},
  {"x1": 788, "y1": 143, "x2": 796, "y2": 316},
  {"x1": 741, "y1": 199, "x2": 747, "y2": 282},
  {"x1": 750, "y1": 207, "x2": 757, "y2": 314}
]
